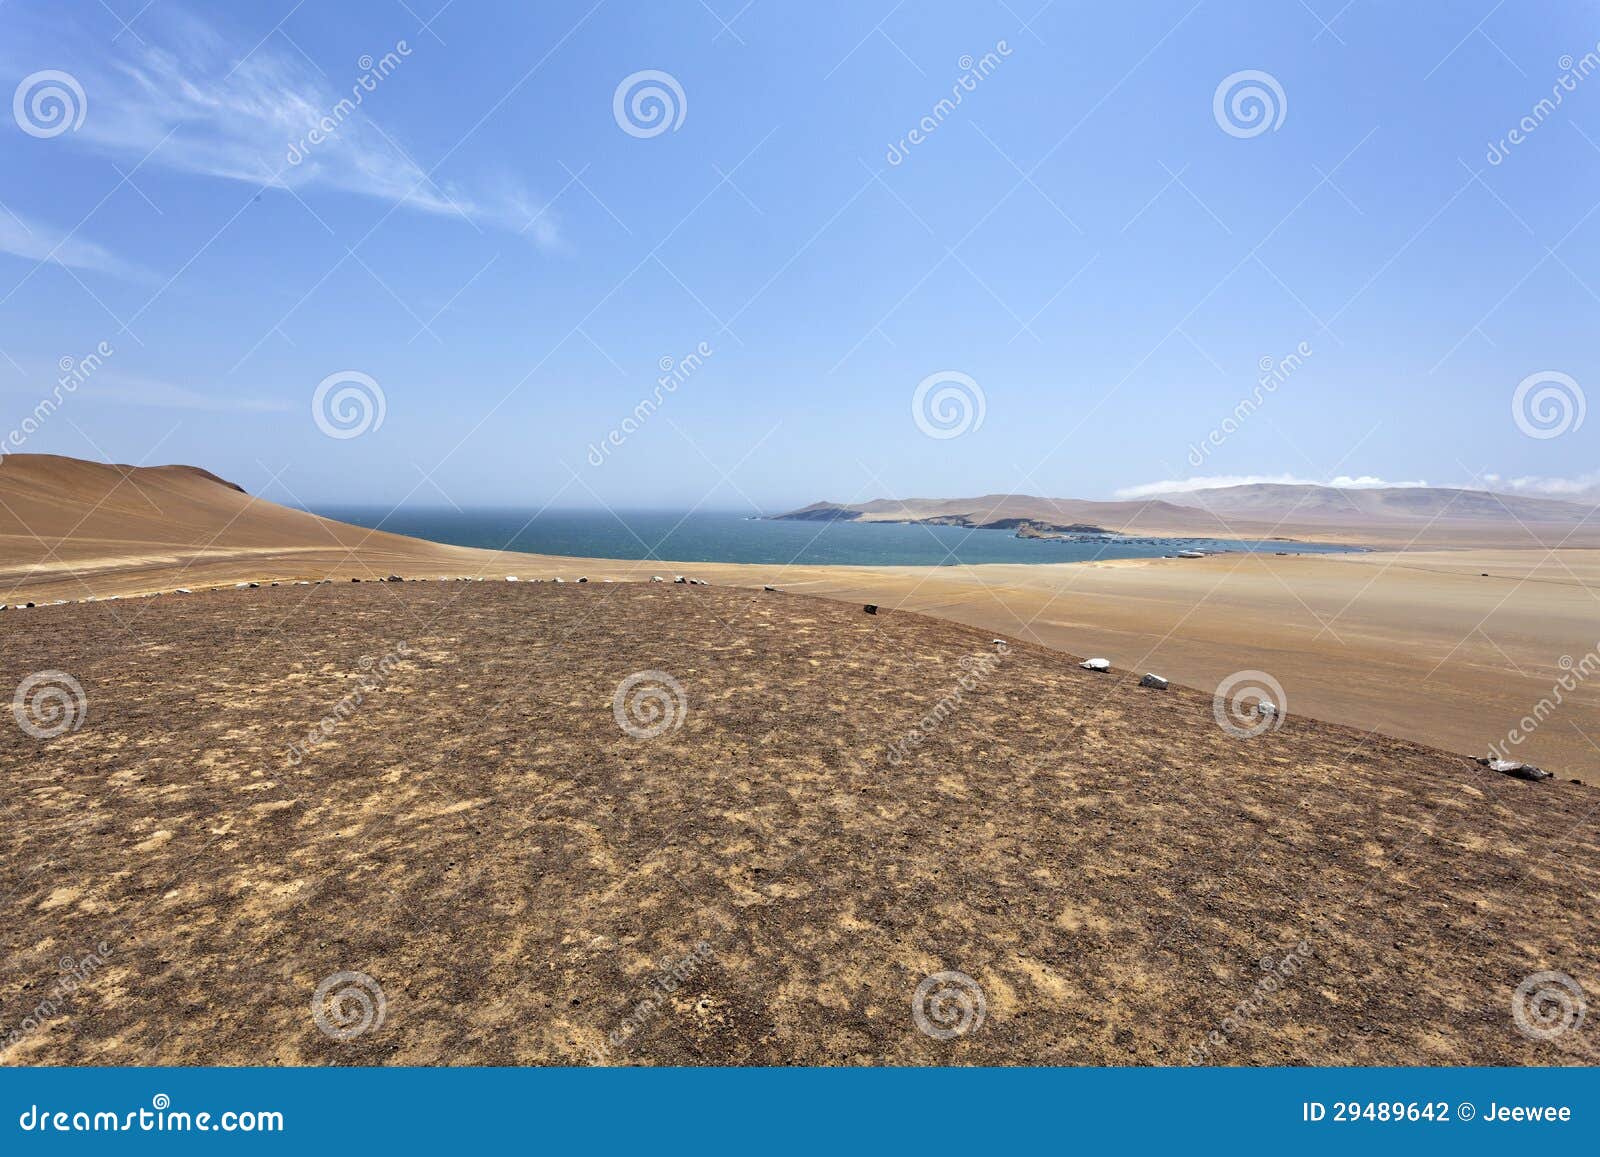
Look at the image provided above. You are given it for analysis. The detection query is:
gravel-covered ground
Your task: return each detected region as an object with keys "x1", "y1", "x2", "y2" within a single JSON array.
[{"x1": 1, "y1": 581, "x2": 1595, "y2": 1065}]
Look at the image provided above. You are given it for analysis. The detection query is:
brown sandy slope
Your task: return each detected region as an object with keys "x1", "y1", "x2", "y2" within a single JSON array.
[
  {"x1": 0, "y1": 453, "x2": 524, "y2": 595},
  {"x1": 752, "y1": 550, "x2": 1600, "y2": 786},
  {"x1": 1, "y1": 583, "x2": 1596, "y2": 1065}
]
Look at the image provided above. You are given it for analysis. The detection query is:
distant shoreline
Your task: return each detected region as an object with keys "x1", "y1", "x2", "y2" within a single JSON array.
[{"x1": 309, "y1": 506, "x2": 1363, "y2": 568}]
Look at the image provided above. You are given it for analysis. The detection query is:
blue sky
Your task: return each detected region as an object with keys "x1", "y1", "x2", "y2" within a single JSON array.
[{"x1": 0, "y1": 0, "x2": 1595, "y2": 510}]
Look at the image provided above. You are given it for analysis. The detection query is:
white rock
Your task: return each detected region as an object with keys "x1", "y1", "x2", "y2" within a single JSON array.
[
  {"x1": 1480, "y1": 757, "x2": 1552, "y2": 782},
  {"x1": 1140, "y1": 673, "x2": 1168, "y2": 689},
  {"x1": 506, "y1": 576, "x2": 520, "y2": 582},
  {"x1": 1080, "y1": 658, "x2": 1111, "y2": 672}
]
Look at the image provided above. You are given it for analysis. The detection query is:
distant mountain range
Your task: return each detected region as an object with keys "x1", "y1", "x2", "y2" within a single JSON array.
[{"x1": 772, "y1": 485, "x2": 1600, "y2": 547}]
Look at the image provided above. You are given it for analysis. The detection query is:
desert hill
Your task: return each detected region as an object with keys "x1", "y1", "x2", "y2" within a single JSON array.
[
  {"x1": 775, "y1": 486, "x2": 1600, "y2": 547},
  {"x1": 0, "y1": 453, "x2": 528, "y2": 598},
  {"x1": 1152, "y1": 483, "x2": 1599, "y2": 526}
]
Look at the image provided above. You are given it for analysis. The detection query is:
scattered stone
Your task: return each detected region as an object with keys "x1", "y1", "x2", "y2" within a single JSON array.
[
  {"x1": 1478, "y1": 757, "x2": 1552, "y2": 782},
  {"x1": 675, "y1": 576, "x2": 688, "y2": 584},
  {"x1": 1080, "y1": 658, "x2": 1111, "y2": 671},
  {"x1": 386, "y1": 575, "x2": 403, "y2": 583},
  {"x1": 174, "y1": 588, "x2": 192, "y2": 595},
  {"x1": 247, "y1": 582, "x2": 260, "y2": 588},
  {"x1": 1257, "y1": 702, "x2": 1279, "y2": 718},
  {"x1": 863, "y1": 604, "x2": 878, "y2": 615},
  {"x1": 506, "y1": 576, "x2": 520, "y2": 582},
  {"x1": 652, "y1": 575, "x2": 665, "y2": 583},
  {"x1": 553, "y1": 577, "x2": 564, "y2": 583},
  {"x1": 577, "y1": 577, "x2": 588, "y2": 583},
  {"x1": 764, "y1": 585, "x2": 780, "y2": 592},
  {"x1": 235, "y1": 582, "x2": 251, "y2": 589},
  {"x1": 1140, "y1": 673, "x2": 1169, "y2": 689},
  {"x1": 351, "y1": 578, "x2": 361, "y2": 583}
]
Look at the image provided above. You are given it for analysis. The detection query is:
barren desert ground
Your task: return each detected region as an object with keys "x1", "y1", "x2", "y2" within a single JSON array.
[{"x1": 3, "y1": 582, "x2": 1597, "y2": 1065}]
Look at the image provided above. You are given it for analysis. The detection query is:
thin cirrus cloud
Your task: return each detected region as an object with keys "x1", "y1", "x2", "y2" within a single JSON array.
[
  {"x1": 0, "y1": 209, "x2": 146, "y2": 280},
  {"x1": 32, "y1": 13, "x2": 558, "y2": 244},
  {"x1": 1114, "y1": 474, "x2": 1431, "y2": 498},
  {"x1": 83, "y1": 375, "x2": 292, "y2": 414}
]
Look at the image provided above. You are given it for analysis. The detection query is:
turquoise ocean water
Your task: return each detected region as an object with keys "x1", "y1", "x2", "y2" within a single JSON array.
[{"x1": 313, "y1": 508, "x2": 1356, "y2": 567}]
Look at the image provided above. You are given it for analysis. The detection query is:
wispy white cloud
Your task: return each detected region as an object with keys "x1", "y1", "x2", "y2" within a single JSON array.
[
  {"x1": 0, "y1": 209, "x2": 144, "y2": 280},
  {"x1": 84, "y1": 374, "x2": 291, "y2": 413},
  {"x1": 1115, "y1": 474, "x2": 1429, "y2": 498},
  {"x1": 15, "y1": 11, "x2": 557, "y2": 240},
  {"x1": 1479, "y1": 471, "x2": 1600, "y2": 500}
]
